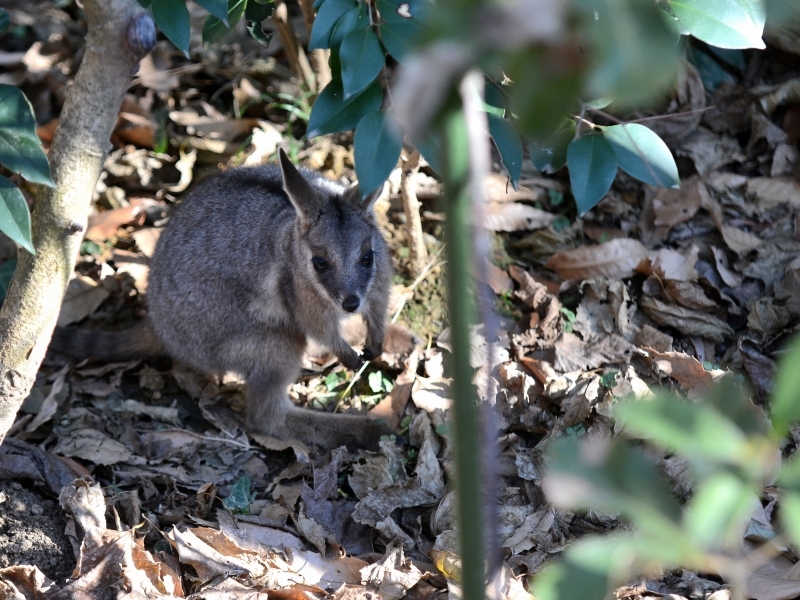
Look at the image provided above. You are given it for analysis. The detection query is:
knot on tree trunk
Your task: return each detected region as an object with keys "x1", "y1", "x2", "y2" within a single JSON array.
[{"x1": 126, "y1": 13, "x2": 156, "y2": 61}]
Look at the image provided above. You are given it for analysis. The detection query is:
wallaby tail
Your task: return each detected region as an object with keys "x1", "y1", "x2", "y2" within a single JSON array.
[{"x1": 49, "y1": 318, "x2": 168, "y2": 362}]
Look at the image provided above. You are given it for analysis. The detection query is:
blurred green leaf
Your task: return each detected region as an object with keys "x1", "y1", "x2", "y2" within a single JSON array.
[
  {"x1": 534, "y1": 534, "x2": 698, "y2": 600},
  {"x1": 669, "y1": 0, "x2": 766, "y2": 49},
  {"x1": 685, "y1": 472, "x2": 757, "y2": 547},
  {"x1": 530, "y1": 119, "x2": 575, "y2": 173},
  {"x1": 203, "y1": 0, "x2": 246, "y2": 44},
  {"x1": 0, "y1": 9, "x2": 9, "y2": 33},
  {"x1": 0, "y1": 175, "x2": 34, "y2": 254},
  {"x1": 309, "y1": 0, "x2": 356, "y2": 49},
  {"x1": 578, "y1": 0, "x2": 680, "y2": 105},
  {"x1": 0, "y1": 85, "x2": 54, "y2": 187},
  {"x1": 686, "y1": 45, "x2": 738, "y2": 91},
  {"x1": 195, "y1": 0, "x2": 228, "y2": 23},
  {"x1": 600, "y1": 124, "x2": 679, "y2": 188},
  {"x1": 544, "y1": 436, "x2": 682, "y2": 537},
  {"x1": 354, "y1": 110, "x2": 402, "y2": 198},
  {"x1": 779, "y1": 491, "x2": 800, "y2": 547},
  {"x1": 566, "y1": 133, "x2": 617, "y2": 215},
  {"x1": 770, "y1": 335, "x2": 800, "y2": 436},
  {"x1": 506, "y1": 48, "x2": 582, "y2": 136},
  {"x1": 615, "y1": 397, "x2": 749, "y2": 466},
  {"x1": 340, "y1": 28, "x2": 385, "y2": 98},
  {"x1": 151, "y1": 0, "x2": 191, "y2": 56},
  {"x1": 488, "y1": 115, "x2": 523, "y2": 190},
  {"x1": 306, "y1": 77, "x2": 383, "y2": 137}
]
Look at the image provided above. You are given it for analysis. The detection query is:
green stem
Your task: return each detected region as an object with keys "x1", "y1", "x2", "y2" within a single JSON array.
[{"x1": 442, "y1": 107, "x2": 485, "y2": 600}]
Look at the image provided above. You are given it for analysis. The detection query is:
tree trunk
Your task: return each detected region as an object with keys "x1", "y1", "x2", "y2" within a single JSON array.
[{"x1": 0, "y1": 0, "x2": 155, "y2": 444}]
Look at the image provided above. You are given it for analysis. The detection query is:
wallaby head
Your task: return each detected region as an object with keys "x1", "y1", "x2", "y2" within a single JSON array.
[{"x1": 278, "y1": 149, "x2": 384, "y2": 315}]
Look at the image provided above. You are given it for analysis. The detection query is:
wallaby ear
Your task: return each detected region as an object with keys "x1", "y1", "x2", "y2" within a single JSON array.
[
  {"x1": 344, "y1": 182, "x2": 384, "y2": 215},
  {"x1": 279, "y1": 148, "x2": 323, "y2": 220}
]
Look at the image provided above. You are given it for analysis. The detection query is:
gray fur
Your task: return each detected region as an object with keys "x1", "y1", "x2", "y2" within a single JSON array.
[{"x1": 146, "y1": 149, "x2": 392, "y2": 447}]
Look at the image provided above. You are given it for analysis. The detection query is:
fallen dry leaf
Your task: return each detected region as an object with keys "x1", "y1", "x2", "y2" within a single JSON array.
[
  {"x1": 545, "y1": 238, "x2": 648, "y2": 281},
  {"x1": 643, "y1": 348, "x2": 713, "y2": 390},
  {"x1": 86, "y1": 205, "x2": 145, "y2": 242},
  {"x1": 482, "y1": 202, "x2": 555, "y2": 232},
  {"x1": 57, "y1": 276, "x2": 110, "y2": 326}
]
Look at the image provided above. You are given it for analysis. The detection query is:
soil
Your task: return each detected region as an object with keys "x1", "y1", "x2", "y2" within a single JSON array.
[{"x1": 0, "y1": 480, "x2": 75, "y2": 584}]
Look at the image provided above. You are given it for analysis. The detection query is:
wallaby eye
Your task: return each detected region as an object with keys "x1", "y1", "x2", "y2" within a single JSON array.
[
  {"x1": 312, "y1": 257, "x2": 329, "y2": 271},
  {"x1": 361, "y1": 250, "x2": 374, "y2": 267}
]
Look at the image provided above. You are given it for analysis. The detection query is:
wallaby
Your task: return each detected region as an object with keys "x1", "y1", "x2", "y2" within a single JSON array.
[{"x1": 52, "y1": 149, "x2": 414, "y2": 448}]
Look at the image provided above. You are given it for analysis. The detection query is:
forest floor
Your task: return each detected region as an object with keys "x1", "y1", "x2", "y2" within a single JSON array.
[{"x1": 3, "y1": 1, "x2": 800, "y2": 599}]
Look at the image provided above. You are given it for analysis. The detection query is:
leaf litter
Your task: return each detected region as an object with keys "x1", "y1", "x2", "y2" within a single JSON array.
[{"x1": 5, "y1": 3, "x2": 800, "y2": 600}]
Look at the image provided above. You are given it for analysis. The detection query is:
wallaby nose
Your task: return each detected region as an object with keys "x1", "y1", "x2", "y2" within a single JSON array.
[{"x1": 342, "y1": 295, "x2": 360, "y2": 313}]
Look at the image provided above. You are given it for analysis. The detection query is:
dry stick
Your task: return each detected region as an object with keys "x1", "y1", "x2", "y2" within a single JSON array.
[
  {"x1": 586, "y1": 105, "x2": 713, "y2": 125},
  {"x1": 0, "y1": 0, "x2": 155, "y2": 444},
  {"x1": 272, "y1": 0, "x2": 317, "y2": 91},
  {"x1": 459, "y1": 71, "x2": 502, "y2": 598},
  {"x1": 297, "y1": 0, "x2": 332, "y2": 90},
  {"x1": 401, "y1": 147, "x2": 429, "y2": 279}
]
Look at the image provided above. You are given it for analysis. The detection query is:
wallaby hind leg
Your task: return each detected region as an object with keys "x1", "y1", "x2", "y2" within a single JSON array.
[
  {"x1": 246, "y1": 368, "x2": 388, "y2": 448},
  {"x1": 284, "y1": 408, "x2": 388, "y2": 449}
]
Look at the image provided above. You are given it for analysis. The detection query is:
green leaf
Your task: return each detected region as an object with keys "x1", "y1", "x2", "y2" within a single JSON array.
[
  {"x1": 0, "y1": 175, "x2": 34, "y2": 254},
  {"x1": 380, "y1": 20, "x2": 421, "y2": 61},
  {"x1": 415, "y1": 132, "x2": 443, "y2": 175},
  {"x1": 0, "y1": 9, "x2": 9, "y2": 33},
  {"x1": 770, "y1": 334, "x2": 800, "y2": 436},
  {"x1": 566, "y1": 133, "x2": 617, "y2": 215},
  {"x1": 600, "y1": 124, "x2": 679, "y2": 188},
  {"x1": 669, "y1": 0, "x2": 766, "y2": 49},
  {"x1": 529, "y1": 119, "x2": 575, "y2": 173},
  {"x1": 203, "y1": 0, "x2": 246, "y2": 44},
  {"x1": 330, "y1": 6, "x2": 369, "y2": 49},
  {"x1": 247, "y1": 21, "x2": 273, "y2": 47},
  {"x1": 488, "y1": 115, "x2": 522, "y2": 190},
  {"x1": 377, "y1": 0, "x2": 432, "y2": 23},
  {"x1": 306, "y1": 77, "x2": 383, "y2": 137},
  {"x1": 309, "y1": 0, "x2": 356, "y2": 50},
  {"x1": 245, "y1": 0, "x2": 274, "y2": 22},
  {"x1": 585, "y1": 97, "x2": 614, "y2": 110},
  {"x1": 484, "y1": 82, "x2": 507, "y2": 117},
  {"x1": 195, "y1": 0, "x2": 228, "y2": 23},
  {"x1": 151, "y1": 0, "x2": 191, "y2": 56},
  {"x1": 222, "y1": 475, "x2": 255, "y2": 514},
  {"x1": 0, "y1": 258, "x2": 17, "y2": 305},
  {"x1": 0, "y1": 85, "x2": 53, "y2": 187},
  {"x1": 340, "y1": 28, "x2": 385, "y2": 98},
  {"x1": 368, "y1": 370, "x2": 384, "y2": 393},
  {"x1": 354, "y1": 110, "x2": 402, "y2": 198}
]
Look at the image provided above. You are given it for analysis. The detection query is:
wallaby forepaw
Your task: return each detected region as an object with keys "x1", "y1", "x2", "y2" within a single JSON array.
[
  {"x1": 338, "y1": 348, "x2": 363, "y2": 370},
  {"x1": 361, "y1": 339, "x2": 384, "y2": 362}
]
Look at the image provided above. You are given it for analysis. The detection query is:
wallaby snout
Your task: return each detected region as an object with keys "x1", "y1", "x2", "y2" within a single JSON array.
[{"x1": 342, "y1": 295, "x2": 360, "y2": 313}]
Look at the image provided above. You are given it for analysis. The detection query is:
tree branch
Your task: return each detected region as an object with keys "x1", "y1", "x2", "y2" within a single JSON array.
[{"x1": 0, "y1": 0, "x2": 155, "y2": 443}]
